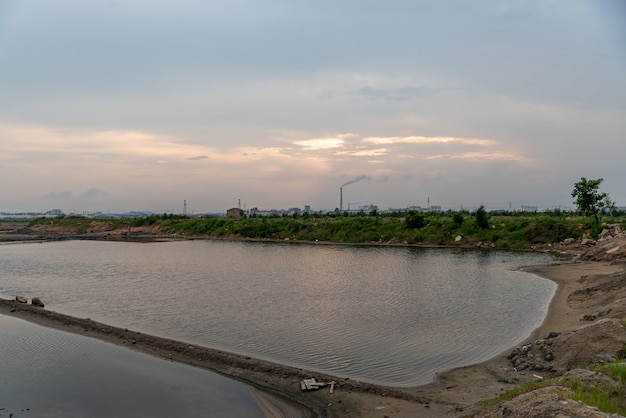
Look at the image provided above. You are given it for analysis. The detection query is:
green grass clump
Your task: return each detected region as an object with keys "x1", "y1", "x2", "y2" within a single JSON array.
[
  {"x1": 593, "y1": 361, "x2": 626, "y2": 384},
  {"x1": 481, "y1": 360, "x2": 626, "y2": 415},
  {"x1": 560, "y1": 370, "x2": 626, "y2": 415},
  {"x1": 481, "y1": 380, "x2": 549, "y2": 408},
  {"x1": 27, "y1": 210, "x2": 626, "y2": 249}
]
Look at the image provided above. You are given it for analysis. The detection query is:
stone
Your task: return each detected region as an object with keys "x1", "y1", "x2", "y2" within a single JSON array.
[
  {"x1": 454, "y1": 235, "x2": 462, "y2": 242},
  {"x1": 15, "y1": 295, "x2": 28, "y2": 303},
  {"x1": 31, "y1": 297, "x2": 45, "y2": 307},
  {"x1": 606, "y1": 246, "x2": 621, "y2": 254}
]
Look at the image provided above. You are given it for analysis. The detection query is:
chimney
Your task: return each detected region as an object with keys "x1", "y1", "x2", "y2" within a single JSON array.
[{"x1": 340, "y1": 187, "x2": 343, "y2": 212}]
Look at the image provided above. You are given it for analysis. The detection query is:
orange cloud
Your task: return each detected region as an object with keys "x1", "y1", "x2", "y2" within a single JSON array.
[
  {"x1": 292, "y1": 137, "x2": 345, "y2": 150},
  {"x1": 363, "y1": 136, "x2": 495, "y2": 146},
  {"x1": 425, "y1": 151, "x2": 533, "y2": 165}
]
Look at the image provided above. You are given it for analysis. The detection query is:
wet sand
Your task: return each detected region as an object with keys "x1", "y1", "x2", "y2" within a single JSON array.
[{"x1": 1, "y1": 260, "x2": 624, "y2": 417}]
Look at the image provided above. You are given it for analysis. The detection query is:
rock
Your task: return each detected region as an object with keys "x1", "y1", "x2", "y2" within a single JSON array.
[
  {"x1": 562, "y1": 238, "x2": 575, "y2": 245},
  {"x1": 15, "y1": 295, "x2": 28, "y2": 303},
  {"x1": 581, "y1": 238, "x2": 596, "y2": 246},
  {"x1": 455, "y1": 235, "x2": 462, "y2": 242},
  {"x1": 508, "y1": 319, "x2": 626, "y2": 376},
  {"x1": 31, "y1": 297, "x2": 45, "y2": 307}
]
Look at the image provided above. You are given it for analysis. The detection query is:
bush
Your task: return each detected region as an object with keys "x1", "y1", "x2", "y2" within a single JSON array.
[
  {"x1": 475, "y1": 205, "x2": 489, "y2": 229},
  {"x1": 405, "y1": 211, "x2": 426, "y2": 229}
]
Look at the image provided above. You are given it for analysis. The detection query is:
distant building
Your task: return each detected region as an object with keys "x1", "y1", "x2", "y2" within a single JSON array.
[
  {"x1": 46, "y1": 209, "x2": 63, "y2": 215},
  {"x1": 226, "y1": 208, "x2": 244, "y2": 219}
]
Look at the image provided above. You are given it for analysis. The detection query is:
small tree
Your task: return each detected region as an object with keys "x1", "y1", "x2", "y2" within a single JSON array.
[
  {"x1": 571, "y1": 177, "x2": 614, "y2": 226},
  {"x1": 475, "y1": 205, "x2": 489, "y2": 229},
  {"x1": 452, "y1": 212, "x2": 464, "y2": 226},
  {"x1": 405, "y1": 210, "x2": 426, "y2": 229}
]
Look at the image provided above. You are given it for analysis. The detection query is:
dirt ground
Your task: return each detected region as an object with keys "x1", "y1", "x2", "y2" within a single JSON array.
[{"x1": 2, "y1": 224, "x2": 626, "y2": 417}]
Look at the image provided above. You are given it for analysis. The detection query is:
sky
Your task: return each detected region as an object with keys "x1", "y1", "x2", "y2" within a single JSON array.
[{"x1": 1, "y1": 0, "x2": 625, "y2": 214}]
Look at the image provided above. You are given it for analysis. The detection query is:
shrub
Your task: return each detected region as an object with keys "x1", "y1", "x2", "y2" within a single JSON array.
[
  {"x1": 475, "y1": 205, "x2": 489, "y2": 229},
  {"x1": 405, "y1": 211, "x2": 426, "y2": 229}
]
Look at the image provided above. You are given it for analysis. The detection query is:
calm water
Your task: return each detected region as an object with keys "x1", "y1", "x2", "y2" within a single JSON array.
[
  {"x1": 0, "y1": 314, "x2": 264, "y2": 417},
  {"x1": 0, "y1": 240, "x2": 557, "y2": 386}
]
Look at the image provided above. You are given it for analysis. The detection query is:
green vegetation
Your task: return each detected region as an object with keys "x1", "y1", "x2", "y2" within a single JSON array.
[
  {"x1": 572, "y1": 177, "x2": 615, "y2": 226},
  {"x1": 28, "y1": 208, "x2": 626, "y2": 249},
  {"x1": 474, "y1": 205, "x2": 489, "y2": 229},
  {"x1": 480, "y1": 360, "x2": 626, "y2": 415},
  {"x1": 562, "y1": 373, "x2": 626, "y2": 415},
  {"x1": 561, "y1": 361, "x2": 626, "y2": 415},
  {"x1": 592, "y1": 361, "x2": 626, "y2": 386},
  {"x1": 481, "y1": 380, "x2": 550, "y2": 408}
]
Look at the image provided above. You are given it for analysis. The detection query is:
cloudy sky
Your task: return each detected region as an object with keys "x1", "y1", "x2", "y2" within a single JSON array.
[{"x1": 1, "y1": 1, "x2": 625, "y2": 214}]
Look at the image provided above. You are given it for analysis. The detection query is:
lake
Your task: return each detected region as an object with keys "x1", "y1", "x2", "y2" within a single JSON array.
[
  {"x1": 0, "y1": 314, "x2": 266, "y2": 417},
  {"x1": 0, "y1": 239, "x2": 558, "y2": 386}
]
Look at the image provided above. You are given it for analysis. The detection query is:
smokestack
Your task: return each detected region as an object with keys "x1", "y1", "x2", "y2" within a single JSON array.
[{"x1": 340, "y1": 187, "x2": 343, "y2": 212}]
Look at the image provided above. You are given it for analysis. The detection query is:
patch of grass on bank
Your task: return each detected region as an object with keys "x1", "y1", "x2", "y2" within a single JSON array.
[
  {"x1": 568, "y1": 361, "x2": 626, "y2": 416},
  {"x1": 480, "y1": 361, "x2": 626, "y2": 415},
  {"x1": 593, "y1": 361, "x2": 626, "y2": 385},
  {"x1": 481, "y1": 380, "x2": 550, "y2": 409},
  {"x1": 560, "y1": 363, "x2": 626, "y2": 415},
  {"x1": 27, "y1": 210, "x2": 626, "y2": 249}
]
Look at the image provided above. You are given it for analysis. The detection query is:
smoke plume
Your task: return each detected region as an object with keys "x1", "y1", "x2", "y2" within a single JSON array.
[{"x1": 341, "y1": 175, "x2": 371, "y2": 187}]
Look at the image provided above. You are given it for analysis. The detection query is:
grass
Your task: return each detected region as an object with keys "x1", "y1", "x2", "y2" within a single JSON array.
[
  {"x1": 481, "y1": 380, "x2": 550, "y2": 408},
  {"x1": 26, "y1": 211, "x2": 626, "y2": 249},
  {"x1": 480, "y1": 361, "x2": 626, "y2": 415},
  {"x1": 560, "y1": 365, "x2": 626, "y2": 415}
]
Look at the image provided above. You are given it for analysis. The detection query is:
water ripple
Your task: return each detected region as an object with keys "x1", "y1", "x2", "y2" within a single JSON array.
[{"x1": 0, "y1": 240, "x2": 557, "y2": 386}]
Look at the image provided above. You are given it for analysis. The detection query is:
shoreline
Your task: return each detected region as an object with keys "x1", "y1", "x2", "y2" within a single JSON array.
[
  {"x1": 521, "y1": 262, "x2": 624, "y2": 343},
  {"x1": 1, "y1": 260, "x2": 625, "y2": 417}
]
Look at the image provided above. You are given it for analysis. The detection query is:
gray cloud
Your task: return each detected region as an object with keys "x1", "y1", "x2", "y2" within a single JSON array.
[
  {"x1": 0, "y1": 1, "x2": 624, "y2": 213},
  {"x1": 358, "y1": 86, "x2": 454, "y2": 101},
  {"x1": 43, "y1": 191, "x2": 73, "y2": 200},
  {"x1": 80, "y1": 188, "x2": 108, "y2": 199}
]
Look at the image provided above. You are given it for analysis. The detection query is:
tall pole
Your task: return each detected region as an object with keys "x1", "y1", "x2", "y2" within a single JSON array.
[{"x1": 340, "y1": 187, "x2": 343, "y2": 212}]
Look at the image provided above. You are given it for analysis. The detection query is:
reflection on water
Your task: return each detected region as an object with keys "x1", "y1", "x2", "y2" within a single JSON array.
[
  {"x1": 0, "y1": 240, "x2": 557, "y2": 386},
  {"x1": 0, "y1": 315, "x2": 264, "y2": 417}
]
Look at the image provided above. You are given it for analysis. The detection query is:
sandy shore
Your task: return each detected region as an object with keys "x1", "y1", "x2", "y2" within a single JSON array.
[{"x1": 1, "y1": 260, "x2": 624, "y2": 417}]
